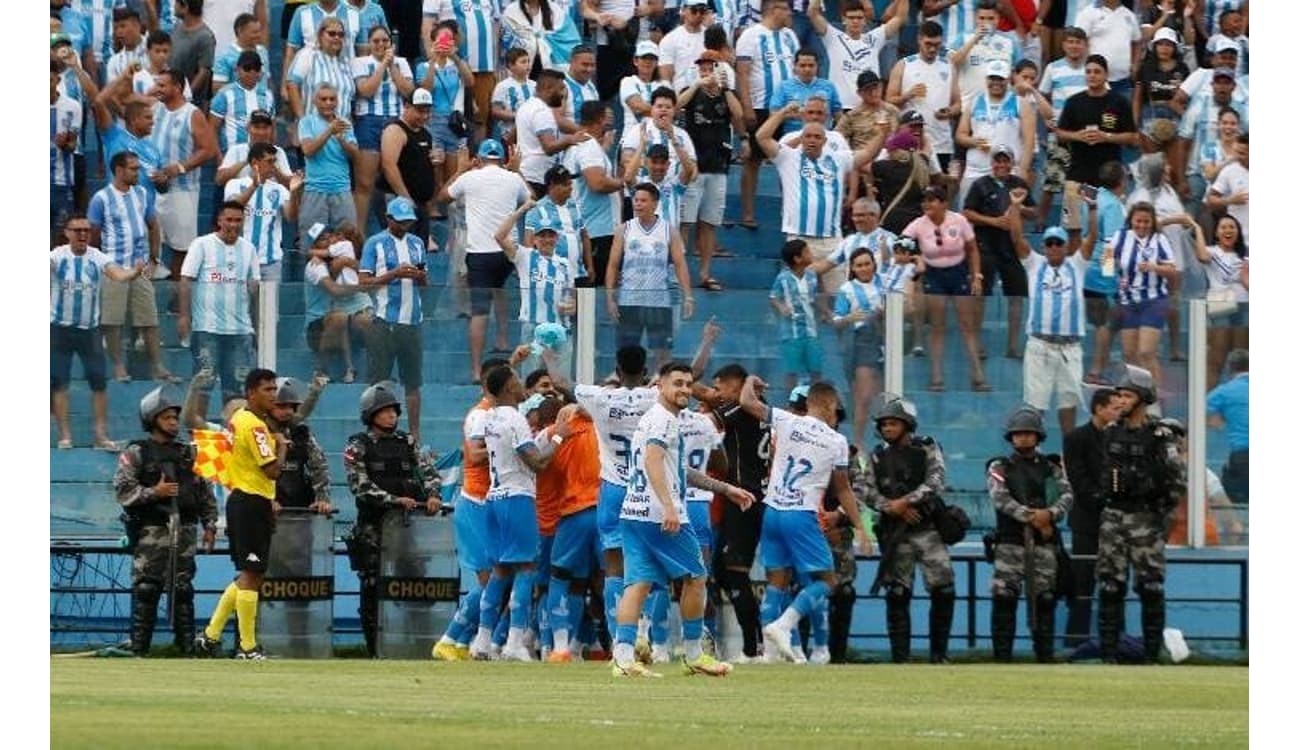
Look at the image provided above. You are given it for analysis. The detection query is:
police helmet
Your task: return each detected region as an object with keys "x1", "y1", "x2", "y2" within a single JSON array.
[
  {"x1": 273, "y1": 377, "x2": 304, "y2": 406},
  {"x1": 139, "y1": 386, "x2": 181, "y2": 431},
  {"x1": 1108, "y1": 363, "x2": 1157, "y2": 405},
  {"x1": 360, "y1": 381, "x2": 402, "y2": 425},
  {"x1": 1158, "y1": 417, "x2": 1186, "y2": 437},
  {"x1": 1003, "y1": 405, "x2": 1047, "y2": 442},
  {"x1": 873, "y1": 395, "x2": 918, "y2": 433}
]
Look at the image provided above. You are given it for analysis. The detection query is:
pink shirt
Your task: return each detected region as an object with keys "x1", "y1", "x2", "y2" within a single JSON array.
[{"x1": 902, "y1": 211, "x2": 974, "y2": 269}]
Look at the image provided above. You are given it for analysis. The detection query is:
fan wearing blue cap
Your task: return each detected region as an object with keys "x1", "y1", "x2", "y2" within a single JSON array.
[
  {"x1": 1012, "y1": 208, "x2": 1092, "y2": 439},
  {"x1": 493, "y1": 196, "x2": 577, "y2": 374}
]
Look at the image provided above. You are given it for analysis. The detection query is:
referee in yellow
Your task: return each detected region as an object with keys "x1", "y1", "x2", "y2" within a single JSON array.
[{"x1": 195, "y1": 369, "x2": 288, "y2": 660}]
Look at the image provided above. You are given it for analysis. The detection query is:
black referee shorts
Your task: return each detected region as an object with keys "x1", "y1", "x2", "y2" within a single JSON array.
[
  {"x1": 716, "y1": 496, "x2": 765, "y2": 570},
  {"x1": 226, "y1": 490, "x2": 275, "y2": 573}
]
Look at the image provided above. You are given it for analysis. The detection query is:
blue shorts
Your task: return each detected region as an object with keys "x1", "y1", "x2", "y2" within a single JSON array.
[
  {"x1": 621, "y1": 519, "x2": 707, "y2": 586},
  {"x1": 537, "y1": 534, "x2": 554, "y2": 580},
  {"x1": 779, "y1": 336, "x2": 823, "y2": 376},
  {"x1": 597, "y1": 480, "x2": 627, "y2": 551},
  {"x1": 687, "y1": 502, "x2": 713, "y2": 553},
  {"x1": 427, "y1": 113, "x2": 467, "y2": 151},
  {"x1": 354, "y1": 114, "x2": 388, "y2": 151},
  {"x1": 1209, "y1": 301, "x2": 1248, "y2": 329},
  {"x1": 551, "y1": 507, "x2": 601, "y2": 579},
  {"x1": 759, "y1": 508, "x2": 834, "y2": 575},
  {"x1": 1119, "y1": 296, "x2": 1169, "y2": 330},
  {"x1": 453, "y1": 494, "x2": 494, "y2": 572},
  {"x1": 490, "y1": 494, "x2": 540, "y2": 565},
  {"x1": 922, "y1": 262, "x2": 972, "y2": 297}
]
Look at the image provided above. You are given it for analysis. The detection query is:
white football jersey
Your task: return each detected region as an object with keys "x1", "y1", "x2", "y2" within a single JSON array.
[
  {"x1": 482, "y1": 406, "x2": 538, "y2": 500},
  {"x1": 620, "y1": 402, "x2": 687, "y2": 525},
  {"x1": 574, "y1": 384, "x2": 659, "y2": 486},
  {"x1": 681, "y1": 410, "x2": 722, "y2": 504},
  {"x1": 763, "y1": 407, "x2": 849, "y2": 513}
]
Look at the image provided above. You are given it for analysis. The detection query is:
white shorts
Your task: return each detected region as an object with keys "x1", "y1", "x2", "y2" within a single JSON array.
[
  {"x1": 793, "y1": 234, "x2": 847, "y2": 295},
  {"x1": 156, "y1": 188, "x2": 199, "y2": 252},
  {"x1": 1023, "y1": 336, "x2": 1084, "y2": 411},
  {"x1": 681, "y1": 173, "x2": 727, "y2": 226}
]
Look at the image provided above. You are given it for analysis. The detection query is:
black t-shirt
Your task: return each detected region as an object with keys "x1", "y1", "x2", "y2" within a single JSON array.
[
  {"x1": 1137, "y1": 57, "x2": 1190, "y2": 107},
  {"x1": 378, "y1": 119, "x2": 435, "y2": 203},
  {"x1": 718, "y1": 401, "x2": 770, "y2": 494},
  {"x1": 683, "y1": 89, "x2": 733, "y2": 174},
  {"x1": 1057, "y1": 90, "x2": 1137, "y2": 185},
  {"x1": 963, "y1": 174, "x2": 1035, "y2": 260},
  {"x1": 873, "y1": 159, "x2": 926, "y2": 235}
]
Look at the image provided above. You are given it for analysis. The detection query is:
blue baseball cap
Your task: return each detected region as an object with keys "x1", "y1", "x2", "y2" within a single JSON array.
[
  {"x1": 789, "y1": 385, "x2": 810, "y2": 405},
  {"x1": 386, "y1": 196, "x2": 417, "y2": 222},
  {"x1": 477, "y1": 139, "x2": 505, "y2": 160},
  {"x1": 1042, "y1": 226, "x2": 1069, "y2": 245},
  {"x1": 521, "y1": 393, "x2": 547, "y2": 414}
]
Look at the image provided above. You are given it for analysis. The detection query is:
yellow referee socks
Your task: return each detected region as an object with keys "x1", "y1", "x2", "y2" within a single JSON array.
[
  {"x1": 204, "y1": 582, "x2": 239, "y2": 641},
  {"x1": 236, "y1": 589, "x2": 260, "y2": 651}
]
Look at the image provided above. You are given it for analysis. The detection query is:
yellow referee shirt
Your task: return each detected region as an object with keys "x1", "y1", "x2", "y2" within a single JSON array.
[{"x1": 228, "y1": 407, "x2": 278, "y2": 500}]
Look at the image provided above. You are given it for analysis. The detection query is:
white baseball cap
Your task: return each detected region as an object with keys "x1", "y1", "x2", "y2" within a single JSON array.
[
  {"x1": 1152, "y1": 27, "x2": 1179, "y2": 46},
  {"x1": 985, "y1": 59, "x2": 1011, "y2": 79},
  {"x1": 410, "y1": 88, "x2": 433, "y2": 107},
  {"x1": 635, "y1": 41, "x2": 660, "y2": 59}
]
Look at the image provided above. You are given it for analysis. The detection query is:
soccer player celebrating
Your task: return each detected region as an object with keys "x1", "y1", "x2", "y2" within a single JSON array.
[
  {"x1": 611, "y1": 362, "x2": 755, "y2": 678},
  {"x1": 738, "y1": 376, "x2": 872, "y2": 663}
]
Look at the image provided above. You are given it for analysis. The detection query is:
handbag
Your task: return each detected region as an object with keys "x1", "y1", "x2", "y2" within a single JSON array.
[
  {"x1": 1206, "y1": 287, "x2": 1238, "y2": 317},
  {"x1": 433, "y1": 67, "x2": 470, "y2": 138}
]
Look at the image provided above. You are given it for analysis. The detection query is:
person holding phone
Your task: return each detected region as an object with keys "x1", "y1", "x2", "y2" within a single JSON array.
[{"x1": 1055, "y1": 55, "x2": 1138, "y2": 234}]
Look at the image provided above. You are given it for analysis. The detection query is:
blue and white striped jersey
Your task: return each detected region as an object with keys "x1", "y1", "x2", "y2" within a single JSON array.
[
  {"x1": 361, "y1": 230, "x2": 426, "y2": 325},
  {"x1": 833, "y1": 276, "x2": 884, "y2": 331},
  {"x1": 483, "y1": 405, "x2": 539, "y2": 500},
  {"x1": 343, "y1": 0, "x2": 389, "y2": 52},
  {"x1": 132, "y1": 69, "x2": 193, "y2": 101},
  {"x1": 563, "y1": 138, "x2": 620, "y2": 239},
  {"x1": 773, "y1": 145, "x2": 851, "y2": 238},
  {"x1": 490, "y1": 76, "x2": 534, "y2": 141},
  {"x1": 1111, "y1": 229, "x2": 1173, "y2": 306},
  {"x1": 351, "y1": 55, "x2": 413, "y2": 118},
  {"x1": 287, "y1": 2, "x2": 352, "y2": 56},
  {"x1": 223, "y1": 179, "x2": 292, "y2": 266},
  {"x1": 526, "y1": 197, "x2": 587, "y2": 278},
  {"x1": 513, "y1": 245, "x2": 574, "y2": 326},
  {"x1": 1176, "y1": 90, "x2": 1248, "y2": 176},
  {"x1": 79, "y1": 0, "x2": 126, "y2": 63},
  {"x1": 617, "y1": 217, "x2": 674, "y2": 309},
  {"x1": 734, "y1": 22, "x2": 800, "y2": 109},
  {"x1": 1202, "y1": 0, "x2": 1244, "y2": 37},
  {"x1": 770, "y1": 267, "x2": 820, "y2": 340},
  {"x1": 1039, "y1": 58, "x2": 1087, "y2": 122},
  {"x1": 651, "y1": 168, "x2": 689, "y2": 232},
  {"x1": 210, "y1": 82, "x2": 276, "y2": 151},
  {"x1": 212, "y1": 43, "x2": 272, "y2": 88},
  {"x1": 51, "y1": 96, "x2": 81, "y2": 188},
  {"x1": 827, "y1": 228, "x2": 897, "y2": 268},
  {"x1": 562, "y1": 74, "x2": 600, "y2": 124},
  {"x1": 105, "y1": 40, "x2": 148, "y2": 83},
  {"x1": 424, "y1": 0, "x2": 498, "y2": 72},
  {"x1": 50, "y1": 245, "x2": 112, "y2": 330},
  {"x1": 290, "y1": 49, "x2": 358, "y2": 119},
  {"x1": 151, "y1": 102, "x2": 202, "y2": 192},
  {"x1": 931, "y1": 0, "x2": 977, "y2": 53},
  {"x1": 87, "y1": 184, "x2": 155, "y2": 266},
  {"x1": 1023, "y1": 252, "x2": 1086, "y2": 338},
  {"x1": 180, "y1": 233, "x2": 260, "y2": 335}
]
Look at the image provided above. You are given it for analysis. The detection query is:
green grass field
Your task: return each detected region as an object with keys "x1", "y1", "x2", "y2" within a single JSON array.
[{"x1": 50, "y1": 660, "x2": 1248, "y2": 748}]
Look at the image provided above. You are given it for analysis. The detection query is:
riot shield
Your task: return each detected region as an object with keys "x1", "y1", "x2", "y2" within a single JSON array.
[
  {"x1": 258, "y1": 510, "x2": 335, "y2": 658},
  {"x1": 376, "y1": 510, "x2": 459, "y2": 659}
]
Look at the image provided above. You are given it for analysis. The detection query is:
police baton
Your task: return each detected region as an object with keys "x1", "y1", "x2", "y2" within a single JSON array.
[{"x1": 1024, "y1": 524, "x2": 1037, "y2": 632}]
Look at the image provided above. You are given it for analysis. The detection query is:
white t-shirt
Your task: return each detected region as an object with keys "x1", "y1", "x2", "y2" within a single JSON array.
[
  {"x1": 573, "y1": 384, "x2": 659, "y2": 486},
  {"x1": 658, "y1": 24, "x2": 707, "y2": 92},
  {"x1": 446, "y1": 165, "x2": 530, "y2": 254},
  {"x1": 823, "y1": 25, "x2": 891, "y2": 110},
  {"x1": 1074, "y1": 3, "x2": 1142, "y2": 82},
  {"x1": 763, "y1": 406, "x2": 849, "y2": 513},
  {"x1": 1203, "y1": 246, "x2": 1248, "y2": 302},
  {"x1": 681, "y1": 410, "x2": 722, "y2": 504},
  {"x1": 204, "y1": 0, "x2": 258, "y2": 52},
  {"x1": 219, "y1": 143, "x2": 293, "y2": 181},
  {"x1": 620, "y1": 401, "x2": 687, "y2": 525},
  {"x1": 483, "y1": 405, "x2": 538, "y2": 500},
  {"x1": 515, "y1": 96, "x2": 561, "y2": 184},
  {"x1": 462, "y1": 407, "x2": 490, "y2": 502},
  {"x1": 1211, "y1": 161, "x2": 1249, "y2": 244},
  {"x1": 618, "y1": 75, "x2": 671, "y2": 128}
]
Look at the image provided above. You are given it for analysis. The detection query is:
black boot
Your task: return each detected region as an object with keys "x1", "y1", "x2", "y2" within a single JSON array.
[
  {"x1": 360, "y1": 577, "x2": 379, "y2": 658},
  {"x1": 719, "y1": 569, "x2": 762, "y2": 658},
  {"x1": 885, "y1": 588, "x2": 912, "y2": 663},
  {"x1": 172, "y1": 583, "x2": 196, "y2": 655},
  {"x1": 991, "y1": 595, "x2": 1017, "y2": 662},
  {"x1": 828, "y1": 586, "x2": 855, "y2": 664},
  {"x1": 1097, "y1": 583, "x2": 1126, "y2": 664},
  {"x1": 929, "y1": 585, "x2": 956, "y2": 664},
  {"x1": 1033, "y1": 594, "x2": 1057, "y2": 664},
  {"x1": 130, "y1": 581, "x2": 162, "y2": 656},
  {"x1": 1139, "y1": 586, "x2": 1166, "y2": 664}
]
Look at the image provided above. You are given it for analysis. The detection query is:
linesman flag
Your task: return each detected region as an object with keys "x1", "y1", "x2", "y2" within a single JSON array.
[{"x1": 192, "y1": 429, "x2": 234, "y2": 489}]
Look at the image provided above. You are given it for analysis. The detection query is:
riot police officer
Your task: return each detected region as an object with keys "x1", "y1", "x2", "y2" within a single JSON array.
[
  {"x1": 861, "y1": 397, "x2": 954, "y2": 664},
  {"x1": 1097, "y1": 365, "x2": 1186, "y2": 664},
  {"x1": 268, "y1": 378, "x2": 333, "y2": 514},
  {"x1": 114, "y1": 387, "x2": 217, "y2": 655},
  {"x1": 986, "y1": 407, "x2": 1074, "y2": 663},
  {"x1": 342, "y1": 381, "x2": 442, "y2": 656}
]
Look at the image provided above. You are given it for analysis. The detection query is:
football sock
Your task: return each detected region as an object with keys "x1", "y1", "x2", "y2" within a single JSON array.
[
  {"x1": 548, "y1": 576, "x2": 571, "y2": 652},
  {"x1": 648, "y1": 588, "x2": 669, "y2": 646},
  {"x1": 777, "y1": 580, "x2": 830, "y2": 631},
  {"x1": 682, "y1": 617, "x2": 704, "y2": 660},
  {"x1": 203, "y1": 582, "x2": 238, "y2": 641},
  {"x1": 603, "y1": 576, "x2": 623, "y2": 634},
  {"x1": 509, "y1": 570, "x2": 536, "y2": 630},
  {"x1": 478, "y1": 572, "x2": 511, "y2": 634},
  {"x1": 235, "y1": 589, "x2": 259, "y2": 651},
  {"x1": 761, "y1": 584, "x2": 786, "y2": 626}
]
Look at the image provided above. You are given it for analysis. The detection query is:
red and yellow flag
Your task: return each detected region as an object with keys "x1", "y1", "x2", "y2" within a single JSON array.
[{"x1": 192, "y1": 429, "x2": 235, "y2": 489}]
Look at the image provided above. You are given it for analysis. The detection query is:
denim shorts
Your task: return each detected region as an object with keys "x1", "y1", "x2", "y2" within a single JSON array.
[
  {"x1": 1118, "y1": 296, "x2": 1169, "y2": 330},
  {"x1": 922, "y1": 262, "x2": 972, "y2": 296},
  {"x1": 354, "y1": 114, "x2": 389, "y2": 151},
  {"x1": 428, "y1": 113, "x2": 467, "y2": 152}
]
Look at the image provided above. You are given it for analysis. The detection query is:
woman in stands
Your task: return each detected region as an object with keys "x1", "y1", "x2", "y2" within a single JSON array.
[
  {"x1": 1109, "y1": 202, "x2": 1180, "y2": 401},
  {"x1": 1192, "y1": 214, "x2": 1248, "y2": 388}
]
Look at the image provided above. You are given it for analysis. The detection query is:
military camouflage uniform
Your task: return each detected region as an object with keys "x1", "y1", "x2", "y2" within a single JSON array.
[
  {"x1": 861, "y1": 435, "x2": 954, "y2": 663},
  {"x1": 1097, "y1": 419, "x2": 1185, "y2": 663},
  {"x1": 114, "y1": 439, "x2": 218, "y2": 655},
  {"x1": 986, "y1": 453, "x2": 1074, "y2": 662},
  {"x1": 820, "y1": 453, "x2": 873, "y2": 663},
  {"x1": 342, "y1": 428, "x2": 441, "y2": 656}
]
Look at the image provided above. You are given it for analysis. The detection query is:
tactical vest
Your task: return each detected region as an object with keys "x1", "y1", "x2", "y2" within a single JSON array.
[
  {"x1": 353, "y1": 430, "x2": 423, "y2": 524},
  {"x1": 1103, "y1": 422, "x2": 1168, "y2": 511},
  {"x1": 994, "y1": 454, "x2": 1054, "y2": 543},
  {"x1": 276, "y1": 425, "x2": 315, "y2": 508},
  {"x1": 871, "y1": 438, "x2": 930, "y2": 500},
  {"x1": 127, "y1": 439, "x2": 202, "y2": 525}
]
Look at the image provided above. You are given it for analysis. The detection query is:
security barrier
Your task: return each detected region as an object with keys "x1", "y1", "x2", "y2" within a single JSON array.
[
  {"x1": 258, "y1": 510, "x2": 335, "y2": 658},
  {"x1": 376, "y1": 510, "x2": 459, "y2": 659}
]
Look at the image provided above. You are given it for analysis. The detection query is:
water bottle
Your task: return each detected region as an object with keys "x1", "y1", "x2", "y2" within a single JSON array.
[{"x1": 1101, "y1": 241, "x2": 1115, "y2": 278}]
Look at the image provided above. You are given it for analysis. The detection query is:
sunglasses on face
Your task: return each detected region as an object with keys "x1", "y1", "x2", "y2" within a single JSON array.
[
  {"x1": 1044, "y1": 239, "x2": 1065, "y2": 247},
  {"x1": 934, "y1": 229, "x2": 943, "y2": 247},
  {"x1": 323, "y1": 30, "x2": 344, "y2": 38}
]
